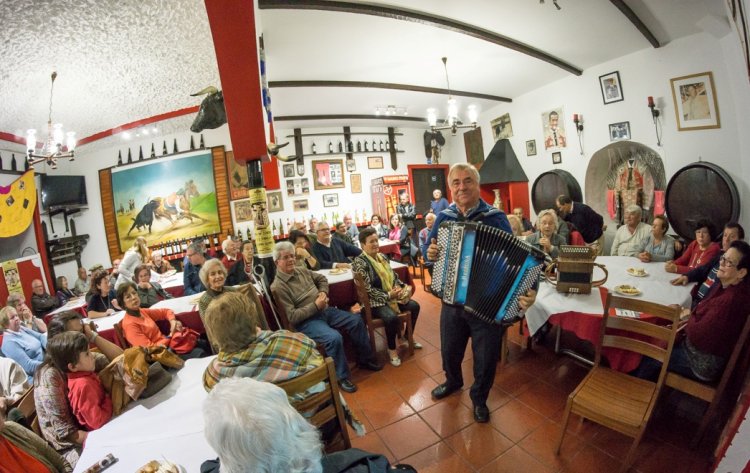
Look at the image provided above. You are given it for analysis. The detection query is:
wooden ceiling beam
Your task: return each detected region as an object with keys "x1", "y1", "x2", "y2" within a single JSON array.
[
  {"x1": 609, "y1": 0, "x2": 660, "y2": 48},
  {"x1": 259, "y1": 0, "x2": 583, "y2": 76},
  {"x1": 269, "y1": 80, "x2": 511, "y2": 102}
]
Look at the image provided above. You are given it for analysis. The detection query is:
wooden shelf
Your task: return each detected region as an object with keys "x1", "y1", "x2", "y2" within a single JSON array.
[
  {"x1": 302, "y1": 150, "x2": 404, "y2": 158},
  {"x1": 285, "y1": 131, "x2": 404, "y2": 138}
]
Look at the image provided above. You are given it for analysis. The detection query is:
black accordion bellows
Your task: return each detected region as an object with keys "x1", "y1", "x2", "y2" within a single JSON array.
[{"x1": 431, "y1": 221, "x2": 546, "y2": 326}]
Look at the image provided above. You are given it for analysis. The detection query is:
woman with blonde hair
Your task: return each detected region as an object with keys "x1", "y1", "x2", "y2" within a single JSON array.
[
  {"x1": 115, "y1": 236, "x2": 149, "y2": 289},
  {"x1": 6, "y1": 293, "x2": 47, "y2": 333}
]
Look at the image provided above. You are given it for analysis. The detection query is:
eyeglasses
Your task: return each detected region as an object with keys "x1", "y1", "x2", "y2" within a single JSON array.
[
  {"x1": 317, "y1": 228, "x2": 331, "y2": 233},
  {"x1": 719, "y1": 255, "x2": 737, "y2": 268},
  {"x1": 278, "y1": 254, "x2": 295, "y2": 261}
]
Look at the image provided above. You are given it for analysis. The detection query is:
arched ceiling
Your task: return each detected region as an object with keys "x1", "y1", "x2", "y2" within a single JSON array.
[{"x1": 0, "y1": 0, "x2": 728, "y2": 152}]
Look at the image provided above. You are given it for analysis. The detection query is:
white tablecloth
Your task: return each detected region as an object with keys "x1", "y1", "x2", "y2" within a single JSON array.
[
  {"x1": 85, "y1": 311, "x2": 126, "y2": 333},
  {"x1": 160, "y1": 272, "x2": 185, "y2": 291},
  {"x1": 316, "y1": 260, "x2": 406, "y2": 284},
  {"x1": 49, "y1": 297, "x2": 88, "y2": 316},
  {"x1": 152, "y1": 293, "x2": 202, "y2": 314},
  {"x1": 74, "y1": 357, "x2": 216, "y2": 473},
  {"x1": 525, "y1": 256, "x2": 695, "y2": 335}
]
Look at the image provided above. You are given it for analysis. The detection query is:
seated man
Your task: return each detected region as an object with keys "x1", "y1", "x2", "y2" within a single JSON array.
[
  {"x1": 419, "y1": 213, "x2": 436, "y2": 274},
  {"x1": 311, "y1": 222, "x2": 361, "y2": 270},
  {"x1": 344, "y1": 214, "x2": 359, "y2": 241},
  {"x1": 220, "y1": 237, "x2": 242, "y2": 271},
  {"x1": 183, "y1": 242, "x2": 212, "y2": 295},
  {"x1": 289, "y1": 229, "x2": 320, "y2": 270},
  {"x1": 610, "y1": 205, "x2": 651, "y2": 256},
  {"x1": 332, "y1": 222, "x2": 355, "y2": 246},
  {"x1": 30, "y1": 279, "x2": 60, "y2": 318},
  {"x1": 270, "y1": 242, "x2": 380, "y2": 393}
]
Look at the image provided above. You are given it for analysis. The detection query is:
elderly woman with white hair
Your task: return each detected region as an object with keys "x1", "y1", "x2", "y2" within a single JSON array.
[
  {"x1": 202, "y1": 377, "x2": 412, "y2": 473},
  {"x1": 610, "y1": 205, "x2": 652, "y2": 257},
  {"x1": 149, "y1": 249, "x2": 172, "y2": 274},
  {"x1": 197, "y1": 258, "x2": 235, "y2": 322},
  {"x1": 525, "y1": 209, "x2": 566, "y2": 258}
]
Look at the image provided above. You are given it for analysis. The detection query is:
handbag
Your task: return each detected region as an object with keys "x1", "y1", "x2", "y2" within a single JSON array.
[
  {"x1": 396, "y1": 284, "x2": 413, "y2": 305},
  {"x1": 168, "y1": 327, "x2": 199, "y2": 354}
]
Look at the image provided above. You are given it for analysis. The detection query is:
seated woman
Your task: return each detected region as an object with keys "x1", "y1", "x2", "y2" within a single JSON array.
[
  {"x1": 198, "y1": 259, "x2": 235, "y2": 322},
  {"x1": 665, "y1": 219, "x2": 720, "y2": 274},
  {"x1": 34, "y1": 311, "x2": 122, "y2": 468},
  {"x1": 0, "y1": 405, "x2": 72, "y2": 473},
  {"x1": 149, "y1": 249, "x2": 172, "y2": 274},
  {"x1": 85, "y1": 270, "x2": 121, "y2": 319},
  {"x1": 226, "y1": 240, "x2": 258, "y2": 285},
  {"x1": 0, "y1": 306, "x2": 46, "y2": 383},
  {"x1": 55, "y1": 276, "x2": 77, "y2": 306},
  {"x1": 525, "y1": 209, "x2": 566, "y2": 258},
  {"x1": 370, "y1": 214, "x2": 388, "y2": 239},
  {"x1": 636, "y1": 214, "x2": 675, "y2": 263},
  {"x1": 6, "y1": 293, "x2": 46, "y2": 333},
  {"x1": 202, "y1": 292, "x2": 322, "y2": 392},
  {"x1": 635, "y1": 240, "x2": 750, "y2": 383},
  {"x1": 133, "y1": 264, "x2": 172, "y2": 308},
  {"x1": 352, "y1": 227, "x2": 421, "y2": 367},
  {"x1": 289, "y1": 229, "x2": 320, "y2": 271},
  {"x1": 0, "y1": 357, "x2": 29, "y2": 406},
  {"x1": 117, "y1": 282, "x2": 190, "y2": 353},
  {"x1": 506, "y1": 214, "x2": 523, "y2": 238}
]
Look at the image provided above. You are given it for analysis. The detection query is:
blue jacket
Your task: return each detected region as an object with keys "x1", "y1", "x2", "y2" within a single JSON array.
[
  {"x1": 421, "y1": 200, "x2": 512, "y2": 260},
  {"x1": 184, "y1": 256, "x2": 211, "y2": 295},
  {"x1": 312, "y1": 238, "x2": 362, "y2": 269},
  {"x1": 430, "y1": 197, "x2": 450, "y2": 215},
  {"x1": 1, "y1": 327, "x2": 47, "y2": 383}
]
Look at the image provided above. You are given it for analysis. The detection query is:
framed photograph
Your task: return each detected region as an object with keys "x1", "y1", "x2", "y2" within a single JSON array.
[
  {"x1": 599, "y1": 71, "x2": 624, "y2": 104},
  {"x1": 286, "y1": 178, "x2": 310, "y2": 197},
  {"x1": 293, "y1": 199, "x2": 309, "y2": 212},
  {"x1": 552, "y1": 151, "x2": 562, "y2": 165},
  {"x1": 525, "y1": 139, "x2": 537, "y2": 156},
  {"x1": 232, "y1": 199, "x2": 254, "y2": 223},
  {"x1": 670, "y1": 71, "x2": 721, "y2": 131},
  {"x1": 346, "y1": 158, "x2": 356, "y2": 173},
  {"x1": 541, "y1": 107, "x2": 567, "y2": 150},
  {"x1": 283, "y1": 163, "x2": 295, "y2": 178},
  {"x1": 490, "y1": 113, "x2": 513, "y2": 141},
  {"x1": 350, "y1": 173, "x2": 362, "y2": 194},
  {"x1": 313, "y1": 159, "x2": 345, "y2": 190},
  {"x1": 323, "y1": 193, "x2": 339, "y2": 207},
  {"x1": 226, "y1": 150, "x2": 249, "y2": 201},
  {"x1": 367, "y1": 156, "x2": 384, "y2": 169},
  {"x1": 609, "y1": 121, "x2": 631, "y2": 141},
  {"x1": 267, "y1": 191, "x2": 283, "y2": 213}
]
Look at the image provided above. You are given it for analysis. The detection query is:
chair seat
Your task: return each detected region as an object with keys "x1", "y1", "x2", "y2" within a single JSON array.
[{"x1": 571, "y1": 367, "x2": 657, "y2": 434}]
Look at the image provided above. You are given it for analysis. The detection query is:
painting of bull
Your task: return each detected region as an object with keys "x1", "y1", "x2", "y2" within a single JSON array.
[
  {"x1": 190, "y1": 86, "x2": 226, "y2": 132},
  {"x1": 127, "y1": 199, "x2": 160, "y2": 236}
]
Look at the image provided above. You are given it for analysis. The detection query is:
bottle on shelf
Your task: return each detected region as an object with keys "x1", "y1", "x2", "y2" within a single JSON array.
[
  {"x1": 347, "y1": 141, "x2": 353, "y2": 153},
  {"x1": 356, "y1": 140, "x2": 362, "y2": 152},
  {"x1": 338, "y1": 141, "x2": 343, "y2": 153},
  {"x1": 354, "y1": 210, "x2": 359, "y2": 224},
  {"x1": 379, "y1": 140, "x2": 384, "y2": 152},
  {"x1": 180, "y1": 239, "x2": 188, "y2": 253},
  {"x1": 286, "y1": 218, "x2": 292, "y2": 235},
  {"x1": 385, "y1": 140, "x2": 390, "y2": 151},
  {"x1": 165, "y1": 241, "x2": 173, "y2": 256},
  {"x1": 236, "y1": 229, "x2": 242, "y2": 241},
  {"x1": 204, "y1": 234, "x2": 210, "y2": 248},
  {"x1": 272, "y1": 221, "x2": 279, "y2": 238},
  {"x1": 364, "y1": 141, "x2": 369, "y2": 152},
  {"x1": 246, "y1": 227, "x2": 252, "y2": 241},
  {"x1": 328, "y1": 141, "x2": 333, "y2": 153},
  {"x1": 362, "y1": 209, "x2": 367, "y2": 224},
  {"x1": 212, "y1": 234, "x2": 219, "y2": 247},
  {"x1": 311, "y1": 141, "x2": 317, "y2": 154},
  {"x1": 372, "y1": 140, "x2": 377, "y2": 151}
]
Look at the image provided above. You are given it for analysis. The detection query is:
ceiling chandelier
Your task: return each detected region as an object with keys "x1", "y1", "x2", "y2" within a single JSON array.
[
  {"x1": 427, "y1": 57, "x2": 478, "y2": 136},
  {"x1": 26, "y1": 72, "x2": 76, "y2": 169}
]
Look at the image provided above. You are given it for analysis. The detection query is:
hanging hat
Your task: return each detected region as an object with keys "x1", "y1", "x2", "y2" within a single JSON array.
[{"x1": 423, "y1": 131, "x2": 433, "y2": 158}]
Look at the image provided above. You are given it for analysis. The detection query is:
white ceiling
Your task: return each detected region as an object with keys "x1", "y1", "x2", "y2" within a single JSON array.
[{"x1": 0, "y1": 0, "x2": 728, "y2": 151}]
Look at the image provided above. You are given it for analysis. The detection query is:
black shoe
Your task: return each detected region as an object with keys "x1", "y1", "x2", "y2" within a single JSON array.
[
  {"x1": 338, "y1": 379, "x2": 358, "y2": 393},
  {"x1": 474, "y1": 404, "x2": 490, "y2": 423},
  {"x1": 359, "y1": 360, "x2": 383, "y2": 372},
  {"x1": 431, "y1": 383, "x2": 461, "y2": 400}
]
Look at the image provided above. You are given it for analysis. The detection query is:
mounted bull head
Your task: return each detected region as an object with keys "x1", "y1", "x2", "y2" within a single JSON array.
[{"x1": 190, "y1": 86, "x2": 227, "y2": 132}]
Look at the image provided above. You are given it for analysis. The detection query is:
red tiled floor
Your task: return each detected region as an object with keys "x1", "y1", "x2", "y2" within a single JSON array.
[
  {"x1": 377, "y1": 414, "x2": 441, "y2": 460},
  {"x1": 359, "y1": 390, "x2": 416, "y2": 430},
  {"x1": 517, "y1": 419, "x2": 585, "y2": 471},
  {"x1": 459, "y1": 385, "x2": 511, "y2": 412},
  {"x1": 420, "y1": 396, "x2": 476, "y2": 437},
  {"x1": 401, "y1": 441, "x2": 475, "y2": 473},
  {"x1": 415, "y1": 350, "x2": 445, "y2": 376},
  {"x1": 479, "y1": 446, "x2": 556, "y2": 473},
  {"x1": 395, "y1": 376, "x2": 440, "y2": 412},
  {"x1": 561, "y1": 444, "x2": 623, "y2": 472},
  {"x1": 515, "y1": 378, "x2": 569, "y2": 419},
  {"x1": 489, "y1": 398, "x2": 547, "y2": 443},
  {"x1": 380, "y1": 358, "x2": 429, "y2": 386},
  {"x1": 350, "y1": 431, "x2": 396, "y2": 465},
  {"x1": 445, "y1": 423, "x2": 514, "y2": 470},
  {"x1": 493, "y1": 363, "x2": 537, "y2": 395}
]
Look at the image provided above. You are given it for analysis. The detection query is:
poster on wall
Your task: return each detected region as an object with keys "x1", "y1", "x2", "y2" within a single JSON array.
[
  {"x1": 285, "y1": 178, "x2": 310, "y2": 197},
  {"x1": 2, "y1": 260, "x2": 22, "y2": 296},
  {"x1": 670, "y1": 71, "x2": 721, "y2": 131},
  {"x1": 111, "y1": 151, "x2": 221, "y2": 252},
  {"x1": 542, "y1": 107, "x2": 567, "y2": 150},
  {"x1": 490, "y1": 113, "x2": 513, "y2": 141},
  {"x1": 232, "y1": 199, "x2": 255, "y2": 223},
  {"x1": 226, "y1": 150, "x2": 250, "y2": 201}
]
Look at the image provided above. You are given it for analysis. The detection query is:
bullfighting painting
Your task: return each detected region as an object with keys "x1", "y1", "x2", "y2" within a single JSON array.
[{"x1": 111, "y1": 151, "x2": 221, "y2": 252}]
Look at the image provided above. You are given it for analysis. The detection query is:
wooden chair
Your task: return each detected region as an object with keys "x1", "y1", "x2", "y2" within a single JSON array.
[
  {"x1": 664, "y1": 313, "x2": 750, "y2": 447},
  {"x1": 276, "y1": 357, "x2": 351, "y2": 453},
  {"x1": 556, "y1": 294, "x2": 681, "y2": 472},
  {"x1": 113, "y1": 321, "x2": 131, "y2": 349},
  {"x1": 13, "y1": 386, "x2": 41, "y2": 434},
  {"x1": 353, "y1": 272, "x2": 414, "y2": 358}
]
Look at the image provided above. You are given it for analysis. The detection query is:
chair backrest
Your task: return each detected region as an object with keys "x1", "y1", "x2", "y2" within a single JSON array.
[
  {"x1": 113, "y1": 321, "x2": 131, "y2": 349},
  {"x1": 14, "y1": 386, "x2": 38, "y2": 431},
  {"x1": 276, "y1": 357, "x2": 352, "y2": 452},
  {"x1": 269, "y1": 288, "x2": 293, "y2": 330},
  {"x1": 353, "y1": 272, "x2": 379, "y2": 326},
  {"x1": 600, "y1": 293, "x2": 682, "y2": 388}
]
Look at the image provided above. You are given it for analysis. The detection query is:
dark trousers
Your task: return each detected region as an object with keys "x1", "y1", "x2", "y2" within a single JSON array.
[
  {"x1": 372, "y1": 300, "x2": 420, "y2": 349},
  {"x1": 296, "y1": 307, "x2": 374, "y2": 381},
  {"x1": 440, "y1": 304, "x2": 502, "y2": 406}
]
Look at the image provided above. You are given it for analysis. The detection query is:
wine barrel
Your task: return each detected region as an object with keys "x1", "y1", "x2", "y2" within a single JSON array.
[
  {"x1": 531, "y1": 170, "x2": 583, "y2": 214},
  {"x1": 665, "y1": 162, "x2": 740, "y2": 240}
]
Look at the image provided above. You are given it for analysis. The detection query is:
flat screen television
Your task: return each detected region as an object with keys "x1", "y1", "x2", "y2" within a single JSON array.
[{"x1": 40, "y1": 175, "x2": 88, "y2": 211}]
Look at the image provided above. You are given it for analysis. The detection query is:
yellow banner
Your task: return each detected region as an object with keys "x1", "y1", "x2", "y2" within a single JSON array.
[
  {"x1": 0, "y1": 171, "x2": 37, "y2": 238},
  {"x1": 248, "y1": 188, "x2": 274, "y2": 257},
  {"x1": 2, "y1": 259, "x2": 23, "y2": 296}
]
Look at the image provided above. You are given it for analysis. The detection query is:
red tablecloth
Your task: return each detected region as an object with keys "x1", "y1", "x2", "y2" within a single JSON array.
[
  {"x1": 378, "y1": 241, "x2": 400, "y2": 258},
  {"x1": 164, "y1": 286, "x2": 185, "y2": 298}
]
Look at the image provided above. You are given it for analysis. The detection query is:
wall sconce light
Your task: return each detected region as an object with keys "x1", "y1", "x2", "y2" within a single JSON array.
[
  {"x1": 573, "y1": 113, "x2": 584, "y2": 155},
  {"x1": 648, "y1": 96, "x2": 662, "y2": 146}
]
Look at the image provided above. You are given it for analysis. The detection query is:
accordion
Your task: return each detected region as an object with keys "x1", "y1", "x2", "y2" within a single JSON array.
[
  {"x1": 544, "y1": 245, "x2": 608, "y2": 294},
  {"x1": 431, "y1": 221, "x2": 546, "y2": 326}
]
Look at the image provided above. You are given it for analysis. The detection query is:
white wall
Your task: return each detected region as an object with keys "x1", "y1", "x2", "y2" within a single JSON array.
[{"x1": 444, "y1": 31, "x2": 750, "y2": 234}]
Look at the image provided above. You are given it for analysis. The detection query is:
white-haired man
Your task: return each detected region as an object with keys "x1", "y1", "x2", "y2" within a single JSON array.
[{"x1": 610, "y1": 205, "x2": 651, "y2": 256}]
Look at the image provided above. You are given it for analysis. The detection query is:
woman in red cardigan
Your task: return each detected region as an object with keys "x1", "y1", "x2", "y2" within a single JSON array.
[{"x1": 665, "y1": 219, "x2": 720, "y2": 274}]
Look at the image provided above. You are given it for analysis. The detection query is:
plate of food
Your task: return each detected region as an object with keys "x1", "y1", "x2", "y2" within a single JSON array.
[
  {"x1": 614, "y1": 284, "x2": 642, "y2": 296},
  {"x1": 329, "y1": 268, "x2": 348, "y2": 275},
  {"x1": 626, "y1": 267, "x2": 648, "y2": 277},
  {"x1": 136, "y1": 459, "x2": 181, "y2": 473}
]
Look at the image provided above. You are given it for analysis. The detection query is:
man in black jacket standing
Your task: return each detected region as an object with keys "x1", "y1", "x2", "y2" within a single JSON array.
[{"x1": 556, "y1": 195, "x2": 604, "y2": 250}]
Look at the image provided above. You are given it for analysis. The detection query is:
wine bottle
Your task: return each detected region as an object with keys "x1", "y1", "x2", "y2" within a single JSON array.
[
  {"x1": 356, "y1": 140, "x2": 362, "y2": 152},
  {"x1": 165, "y1": 241, "x2": 173, "y2": 256},
  {"x1": 272, "y1": 221, "x2": 279, "y2": 237},
  {"x1": 372, "y1": 140, "x2": 377, "y2": 151},
  {"x1": 181, "y1": 239, "x2": 187, "y2": 252},
  {"x1": 328, "y1": 141, "x2": 333, "y2": 153},
  {"x1": 379, "y1": 140, "x2": 384, "y2": 151},
  {"x1": 150, "y1": 143, "x2": 156, "y2": 159},
  {"x1": 385, "y1": 140, "x2": 390, "y2": 151},
  {"x1": 338, "y1": 141, "x2": 343, "y2": 153},
  {"x1": 246, "y1": 227, "x2": 252, "y2": 241},
  {"x1": 364, "y1": 141, "x2": 369, "y2": 152},
  {"x1": 347, "y1": 141, "x2": 354, "y2": 153},
  {"x1": 236, "y1": 229, "x2": 242, "y2": 241},
  {"x1": 311, "y1": 142, "x2": 317, "y2": 154}
]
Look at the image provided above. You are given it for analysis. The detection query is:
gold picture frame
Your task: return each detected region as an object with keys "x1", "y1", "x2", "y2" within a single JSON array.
[
  {"x1": 312, "y1": 159, "x2": 345, "y2": 190},
  {"x1": 670, "y1": 71, "x2": 720, "y2": 131}
]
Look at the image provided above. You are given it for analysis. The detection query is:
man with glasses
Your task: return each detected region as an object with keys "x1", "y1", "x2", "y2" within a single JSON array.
[
  {"x1": 311, "y1": 222, "x2": 361, "y2": 270},
  {"x1": 271, "y1": 242, "x2": 380, "y2": 393},
  {"x1": 184, "y1": 242, "x2": 212, "y2": 295},
  {"x1": 672, "y1": 222, "x2": 745, "y2": 307}
]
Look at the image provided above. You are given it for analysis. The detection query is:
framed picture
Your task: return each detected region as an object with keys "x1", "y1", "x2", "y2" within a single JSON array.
[
  {"x1": 283, "y1": 163, "x2": 295, "y2": 178},
  {"x1": 367, "y1": 156, "x2": 384, "y2": 169},
  {"x1": 526, "y1": 139, "x2": 537, "y2": 156},
  {"x1": 267, "y1": 191, "x2": 283, "y2": 213},
  {"x1": 541, "y1": 108, "x2": 567, "y2": 150},
  {"x1": 232, "y1": 199, "x2": 254, "y2": 223},
  {"x1": 346, "y1": 158, "x2": 356, "y2": 172},
  {"x1": 293, "y1": 199, "x2": 309, "y2": 212},
  {"x1": 599, "y1": 71, "x2": 624, "y2": 104},
  {"x1": 226, "y1": 150, "x2": 249, "y2": 201},
  {"x1": 609, "y1": 121, "x2": 631, "y2": 141},
  {"x1": 670, "y1": 71, "x2": 721, "y2": 131},
  {"x1": 552, "y1": 151, "x2": 562, "y2": 164},
  {"x1": 323, "y1": 193, "x2": 339, "y2": 207},
  {"x1": 313, "y1": 159, "x2": 345, "y2": 190},
  {"x1": 285, "y1": 178, "x2": 310, "y2": 197},
  {"x1": 490, "y1": 113, "x2": 513, "y2": 141},
  {"x1": 350, "y1": 173, "x2": 362, "y2": 194}
]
